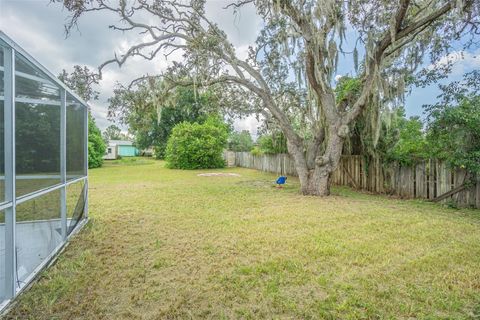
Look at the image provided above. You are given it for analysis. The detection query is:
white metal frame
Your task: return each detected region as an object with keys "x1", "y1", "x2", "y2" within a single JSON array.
[{"x1": 0, "y1": 30, "x2": 89, "y2": 311}]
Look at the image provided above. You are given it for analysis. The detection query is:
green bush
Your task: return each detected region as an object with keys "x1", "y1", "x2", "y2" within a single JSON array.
[
  {"x1": 250, "y1": 146, "x2": 263, "y2": 156},
  {"x1": 386, "y1": 116, "x2": 428, "y2": 165},
  {"x1": 256, "y1": 132, "x2": 288, "y2": 154},
  {"x1": 426, "y1": 94, "x2": 480, "y2": 175},
  {"x1": 88, "y1": 114, "x2": 106, "y2": 169},
  {"x1": 165, "y1": 117, "x2": 228, "y2": 169}
]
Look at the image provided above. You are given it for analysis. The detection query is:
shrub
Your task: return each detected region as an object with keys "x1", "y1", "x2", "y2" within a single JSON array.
[
  {"x1": 386, "y1": 116, "x2": 428, "y2": 165},
  {"x1": 250, "y1": 146, "x2": 263, "y2": 156},
  {"x1": 165, "y1": 117, "x2": 228, "y2": 169},
  {"x1": 257, "y1": 132, "x2": 288, "y2": 154},
  {"x1": 88, "y1": 114, "x2": 106, "y2": 168},
  {"x1": 426, "y1": 94, "x2": 480, "y2": 175}
]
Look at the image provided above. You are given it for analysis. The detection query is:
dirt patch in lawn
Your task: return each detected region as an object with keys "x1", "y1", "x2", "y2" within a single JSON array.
[
  {"x1": 197, "y1": 173, "x2": 241, "y2": 177},
  {"x1": 236, "y1": 179, "x2": 275, "y2": 188}
]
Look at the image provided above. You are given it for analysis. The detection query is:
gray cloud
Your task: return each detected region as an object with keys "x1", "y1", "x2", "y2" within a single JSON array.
[
  {"x1": 7, "y1": 1, "x2": 473, "y2": 134},
  {"x1": 0, "y1": 0, "x2": 262, "y2": 132}
]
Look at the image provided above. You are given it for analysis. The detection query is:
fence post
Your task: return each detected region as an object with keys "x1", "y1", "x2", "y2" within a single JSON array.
[
  {"x1": 429, "y1": 159, "x2": 436, "y2": 199},
  {"x1": 476, "y1": 175, "x2": 480, "y2": 209}
]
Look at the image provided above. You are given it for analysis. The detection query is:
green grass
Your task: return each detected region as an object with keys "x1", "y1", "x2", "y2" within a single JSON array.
[
  {"x1": 0, "y1": 179, "x2": 85, "y2": 223},
  {"x1": 104, "y1": 156, "x2": 154, "y2": 166},
  {"x1": 5, "y1": 158, "x2": 480, "y2": 319}
]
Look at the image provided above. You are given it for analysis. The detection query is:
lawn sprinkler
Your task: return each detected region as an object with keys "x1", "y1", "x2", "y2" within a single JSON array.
[{"x1": 275, "y1": 176, "x2": 287, "y2": 188}]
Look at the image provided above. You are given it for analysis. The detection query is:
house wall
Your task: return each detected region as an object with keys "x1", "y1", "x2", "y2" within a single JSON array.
[
  {"x1": 118, "y1": 145, "x2": 139, "y2": 157},
  {"x1": 103, "y1": 145, "x2": 118, "y2": 160}
]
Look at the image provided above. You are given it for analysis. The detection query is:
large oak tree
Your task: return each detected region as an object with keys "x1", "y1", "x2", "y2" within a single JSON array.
[{"x1": 59, "y1": 0, "x2": 479, "y2": 195}]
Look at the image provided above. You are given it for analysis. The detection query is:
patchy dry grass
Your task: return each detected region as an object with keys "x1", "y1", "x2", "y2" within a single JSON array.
[{"x1": 5, "y1": 159, "x2": 480, "y2": 319}]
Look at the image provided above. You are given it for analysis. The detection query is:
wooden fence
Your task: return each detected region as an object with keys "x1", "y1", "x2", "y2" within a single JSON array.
[{"x1": 230, "y1": 152, "x2": 480, "y2": 209}]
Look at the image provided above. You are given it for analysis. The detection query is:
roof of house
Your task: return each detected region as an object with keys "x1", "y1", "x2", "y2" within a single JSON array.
[{"x1": 109, "y1": 140, "x2": 134, "y2": 146}]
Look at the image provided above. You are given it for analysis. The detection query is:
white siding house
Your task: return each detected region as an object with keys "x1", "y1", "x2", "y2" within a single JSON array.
[{"x1": 104, "y1": 143, "x2": 118, "y2": 160}]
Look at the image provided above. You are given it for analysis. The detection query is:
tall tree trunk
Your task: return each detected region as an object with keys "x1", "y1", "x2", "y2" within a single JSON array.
[
  {"x1": 302, "y1": 166, "x2": 331, "y2": 196},
  {"x1": 287, "y1": 126, "x2": 345, "y2": 196},
  {"x1": 286, "y1": 139, "x2": 310, "y2": 192}
]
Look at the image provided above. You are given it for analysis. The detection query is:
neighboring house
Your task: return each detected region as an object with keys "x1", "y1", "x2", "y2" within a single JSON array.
[{"x1": 103, "y1": 140, "x2": 139, "y2": 159}]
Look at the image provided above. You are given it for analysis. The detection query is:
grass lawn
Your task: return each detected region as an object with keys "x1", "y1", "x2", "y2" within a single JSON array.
[{"x1": 5, "y1": 158, "x2": 480, "y2": 319}]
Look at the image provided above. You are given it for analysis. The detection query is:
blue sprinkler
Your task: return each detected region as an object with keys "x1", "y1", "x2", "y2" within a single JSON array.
[{"x1": 275, "y1": 176, "x2": 287, "y2": 188}]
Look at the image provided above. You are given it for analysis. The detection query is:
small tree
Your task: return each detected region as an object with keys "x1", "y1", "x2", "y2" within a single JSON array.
[
  {"x1": 88, "y1": 114, "x2": 106, "y2": 168},
  {"x1": 228, "y1": 130, "x2": 254, "y2": 152},
  {"x1": 166, "y1": 117, "x2": 228, "y2": 169}
]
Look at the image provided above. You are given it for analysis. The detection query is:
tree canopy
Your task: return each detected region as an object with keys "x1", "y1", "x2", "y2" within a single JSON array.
[
  {"x1": 103, "y1": 124, "x2": 129, "y2": 142},
  {"x1": 228, "y1": 130, "x2": 254, "y2": 152},
  {"x1": 256, "y1": 131, "x2": 289, "y2": 154},
  {"x1": 108, "y1": 81, "x2": 221, "y2": 158},
  {"x1": 425, "y1": 71, "x2": 480, "y2": 175}
]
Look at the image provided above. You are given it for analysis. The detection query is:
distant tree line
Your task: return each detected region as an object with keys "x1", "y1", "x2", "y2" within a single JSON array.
[{"x1": 102, "y1": 124, "x2": 130, "y2": 142}]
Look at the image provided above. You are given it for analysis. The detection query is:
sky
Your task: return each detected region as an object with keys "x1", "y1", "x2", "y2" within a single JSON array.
[{"x1": 1, "y1": 0, "x2": 479, "y2": 136}]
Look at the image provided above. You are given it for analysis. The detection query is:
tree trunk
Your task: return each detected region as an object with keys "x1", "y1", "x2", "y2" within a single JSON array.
[
  {"x1": 301, "y1": 166, "x2": 331, "y2": 196},
  {"x1": 288, "y1": 126, "x2": 345, "y2": 196}
]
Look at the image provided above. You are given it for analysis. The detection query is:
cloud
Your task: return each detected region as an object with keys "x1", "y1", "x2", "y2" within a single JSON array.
[
  {"x1": 427, "y1": 49, "x2": 480, "y2": 76},
  {"x1": 4, "y1": 0, "x2": 476, "y2": 134},
  {"x1": 1, "y1": 0, "x2": 261, "y2": 133},
  {"x1": 233, "y1": 115, "x2": 261, "y2": 139}
]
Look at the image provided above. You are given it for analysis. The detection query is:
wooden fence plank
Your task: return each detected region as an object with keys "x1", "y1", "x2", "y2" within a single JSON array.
[
  {"x1": 398, "y1": 166, "x2": 414, "y2": 198},
  {"x1": 440, "y1": 161, "x2": 450, "y2": 203},
  {"x1": 415, "y1": 162, "x2": 426, "y2": 198},
  {"x1": 435, "y1": 160, "x2": 440, "y2": 199},
  {"x1": 355, "y1": 157, "x2": 360, "y2": 188},
  {"x1": 376, "y1": 158, "x2": 382, "y2": 193},
  {"x1": 436, "y1": 161, "x2": 443, "y2": 200},
  {"x1": 476, "y1": 175, "x2": 480, "y2": 209},
  {"x1": 429, "y1": 159, "x2": 435, "y2": 199}
]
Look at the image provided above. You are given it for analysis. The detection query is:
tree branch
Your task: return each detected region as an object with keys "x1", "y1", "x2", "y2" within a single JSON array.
[{"x1": 345, "y1": 0, "x2": 454, "y2": 125}]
